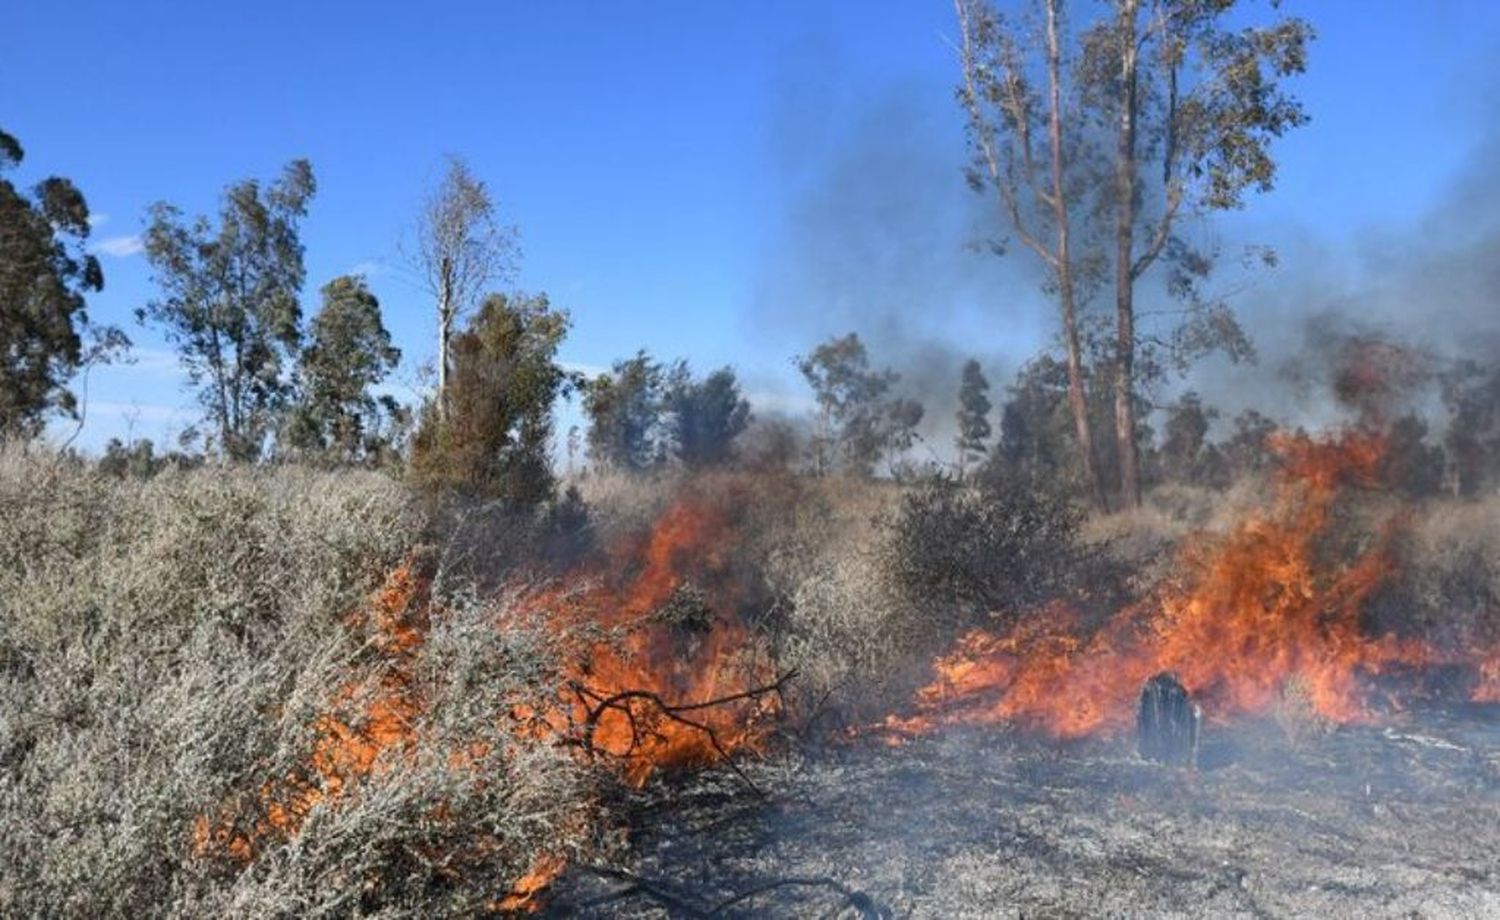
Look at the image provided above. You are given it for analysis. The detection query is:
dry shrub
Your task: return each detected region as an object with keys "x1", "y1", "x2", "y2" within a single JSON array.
[
  {"x1": 1272, "y1": 676, "x2": 1333, "y2": 747},
  {"x1": 1401, "y1": 494, "x2": 1500, "y2": 647},
  {"x1": 767, "y1": 535, "x2": 918, "y2": 728},
  {"x1": 736, "y1": 474, "x2": 897, "y2": 714},
  {"x1": 211, "y1": 594, "x2": 594, "y2": 917},
  {"x1": 1078, "y1": 478, "x2": 1272, "y2": 600},
  {"x1": 884, "y1": 476, "x2": 1118, "y2": 625},
  {"x1": 0, "y1": 443, "x2": 590, "y2": 917},
  {"x1": 568, "y1": 467, "x2": 683, "y2": 542}
]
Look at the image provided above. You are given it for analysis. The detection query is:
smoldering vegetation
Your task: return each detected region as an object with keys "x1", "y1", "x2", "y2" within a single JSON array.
[{"x1": 553, "y1": 717, "x2": 1500, "y2": 918}]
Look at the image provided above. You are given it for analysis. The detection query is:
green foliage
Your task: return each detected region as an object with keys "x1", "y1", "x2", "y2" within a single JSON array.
[
  {"x1": 96, "y1": 437, "x2": 203, "y2": 479},
  {"x1": 955, "y1": 358, "x2": 993, "y2": 470},
  {"x1": 1154, "y1": 391, "x2": 1227, "y2": 488},
  {"x1": 0, "y1": 127, "x2": 124, "y2": 437},
  {"x1": 584, "y1": 350, "x2": 668, "y2": 473},
  {"x1": 410, "y1": 292, "x2": 571, "y2": 504},
  {"x1": 140, "y1": 160, "x2": 315, "y2": 461},
  {"x1": 797, "y1": 332, "x2": 924, "y2": 476},
  {"x1": 664, "y1": 363, "x2": 751, "y2": 468},
  {"x1": 885, "y1": 474, "x2": 1111, "y2": 622},
  {"x1": 283, "y1": 275, "x2": 402, "y2": 464}
]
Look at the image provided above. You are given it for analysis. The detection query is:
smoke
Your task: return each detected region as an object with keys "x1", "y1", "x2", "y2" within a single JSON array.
[
  {"x1": 1183, "y1": 116, "x2": 1500, "y2": 431},
  {"x1": 750, "y1": 32, "x2": 1500, "y2": 452},
  {"x1": 746, "y1": 45, "x2": 1057, "y2": 458}
]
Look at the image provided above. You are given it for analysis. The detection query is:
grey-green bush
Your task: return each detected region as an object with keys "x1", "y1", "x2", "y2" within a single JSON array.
[{"x1": 0, "y1": 444, "x2": 589, "y2": 917}]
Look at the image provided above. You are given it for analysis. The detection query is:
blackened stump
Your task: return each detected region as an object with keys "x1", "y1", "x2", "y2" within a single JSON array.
[{"x1": 1137, "y1": 672, "x2": 1200, "y2": 766}]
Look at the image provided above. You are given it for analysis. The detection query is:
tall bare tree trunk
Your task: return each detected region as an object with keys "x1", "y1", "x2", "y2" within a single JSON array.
[
  {"x1": 1112, "y1": 0, "x2": 1142, "y2": 508},
  {"x1": 1046, "y1": 0, "x2": 1109, "y2": 511},
  {"x1": 436, "y1": 257, "x2": 454, "y2": 420}
]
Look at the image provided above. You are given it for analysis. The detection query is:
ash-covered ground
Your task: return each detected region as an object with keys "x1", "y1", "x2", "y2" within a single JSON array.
[{"x1": 548, "y1": 706, "x2": 1500, "y2": 918}]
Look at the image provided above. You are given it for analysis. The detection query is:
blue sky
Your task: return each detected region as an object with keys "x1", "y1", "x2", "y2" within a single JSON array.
[{"x1": 4, "y1": 1, "x2": 1498, "y2": 451}]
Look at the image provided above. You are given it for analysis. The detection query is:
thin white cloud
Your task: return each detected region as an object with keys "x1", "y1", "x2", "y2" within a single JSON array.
[
  {"x1": 561, "y1": 361, "x2": 609, "y2": 379},
  {"x1": 348, "y1": 260, "x2": 390, "y2": 277},
  {"x1": 116, "y1": 347, "x2": 181, "y2": 376},
  {"x1": 88, "y1": 212, "x2": 110, "y2": 228},
  {"x1": 87, "y1": 401, "x2": 196, "y2": 425},
  {"x1": 94, "y1": 234, "x2": 144, "y2": 257}
]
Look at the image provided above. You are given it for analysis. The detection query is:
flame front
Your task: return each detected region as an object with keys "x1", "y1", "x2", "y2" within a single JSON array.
[
  {"x1": 523, "y1": 494, "x2": 779, "y2": 785},
  {"x1": 192, "y1": 491, "x2": 777, "y2": 911},
  {"x1": 891, "y1": 430, "x2": 1499, "y2": 740}
]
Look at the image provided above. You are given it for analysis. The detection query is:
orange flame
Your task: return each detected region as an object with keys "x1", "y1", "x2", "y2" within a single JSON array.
[
  {"x1": 193, "y1": 490, "x2": 778, "y2": 912},
  {"x1": 192, "y1": 558, "x2": 428, "y2": 861},
  {"x1": 890, "y1": 429, "x2": 1497, "y2": 741},
  {"x1": 493, "y1": 853, "x2": 568, "y2": 913},
  {"x1": 519, "y1": 493, "x2": 780, "y2": 786}
]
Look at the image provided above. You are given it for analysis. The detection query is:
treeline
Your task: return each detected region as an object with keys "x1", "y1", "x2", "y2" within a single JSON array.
[{"x1": 10, "y1": 116, "x2": 1500, "y2": 511}]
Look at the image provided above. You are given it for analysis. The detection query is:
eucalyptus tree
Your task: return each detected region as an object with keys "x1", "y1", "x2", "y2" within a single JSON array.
[
  {"x1": 409, "y1": 157, "x2": 517, "y2": 417},
  {"x1": 797, "y1": 332, "x2": 924, "y2": 477},
  {"x1": 0, "y1": 127, "x2": 124, "y2": 437},
  {"x1": 954, "y1": 0, "x2": 1110, "y2": 508},
  {"x1": 1085, "y1": 0, "x2": 1311, "y2": 505},
  {"x1": 141, "y1": 160, "x2": 315, "y2": 461},
  {"x1": 285, "y1": 275, "x2": 401, "y2": 463}
]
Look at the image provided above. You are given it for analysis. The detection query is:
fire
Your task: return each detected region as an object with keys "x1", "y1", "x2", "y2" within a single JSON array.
[
  {"x1": 518, "y1": 492, "x2": 780, "y2": 786},
  {"x1": 192, "y1": 490, "x2": 778, "y2": 911},
  {"x1": 1476, "y1": 652, "x2": 1500, "y2": 704},
  {"x1": 891, "y1": 428, "x2": 1496, "y2": 741},
  {"x1": 494, "y1": 853, "x2": 568, "y2": 913},
  {"x1": 191, "y1": 557, "x2": 429, "y2": 861}
]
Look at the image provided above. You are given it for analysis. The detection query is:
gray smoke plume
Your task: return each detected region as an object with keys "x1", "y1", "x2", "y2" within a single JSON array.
[{"x1": 751, "y1": 37, "x2": 1500, "y2": 449}]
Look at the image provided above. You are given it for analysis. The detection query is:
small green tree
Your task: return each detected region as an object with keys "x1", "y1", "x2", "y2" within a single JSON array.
[
  {"x1": 664, "y1": 364, "x2": 751, "y2": 469},
  {"x1": 140, "y1": 160, "x2": 315, "y2": 461},
  {"x1": 284, "y1": 275, "x2": 401, "y2": 463},
  {"x1": 992, "y1": 353, "x2": 1082, "y2": 487},
  {"x1": 1217, "y1": 408, "x2": 1277, "y2": 480},
  {"x1": 583, "y1": 351, "x2": 668, "y2": 474},
  {"x1": 955, "y1": 358, "x2": 993, "y2": 477},
  {"x1": 1157, "y1": 391, "x2": 1223, "y2": 486},
  {"x1": 410, "y1": 292, "x2": 571, "y2": 504},
  {"x1": 797, "y1": 332, "x2": 924, "y2": 476},
  {"x1": 0, "y1": 127, "x2": 125, "y2": 437}
]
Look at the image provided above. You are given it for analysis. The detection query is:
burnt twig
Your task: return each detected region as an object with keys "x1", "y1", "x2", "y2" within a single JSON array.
[{"x1": 574, "y1": 671, "x2": 797, "y2": 795}]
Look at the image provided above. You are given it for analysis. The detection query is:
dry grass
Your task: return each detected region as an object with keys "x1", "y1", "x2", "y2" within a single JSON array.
[
  {"x1": 1403, "y1": 494, "x2": 1500, "y2": 646},
  {"x1": 8, "y1": 438, "x2": 1499, "y2": 915},
  {"x1": 1272, "y1": 676, "x2": 1334, "y2": 747},
  {"x1": 0, "y1": 444, "x2": 590, "y2": 917}
]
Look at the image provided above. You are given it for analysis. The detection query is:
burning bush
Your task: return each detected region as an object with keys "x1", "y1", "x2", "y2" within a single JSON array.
[
  {"x1": 886, "y1": 428, "x2": 1500, "y2": 742},
  {"x1": 197, "y1": 582, "x2": 596, "y2": 916},
  {"x1": 0, "y1": 444, "x2": 423, "y2": 915}
]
